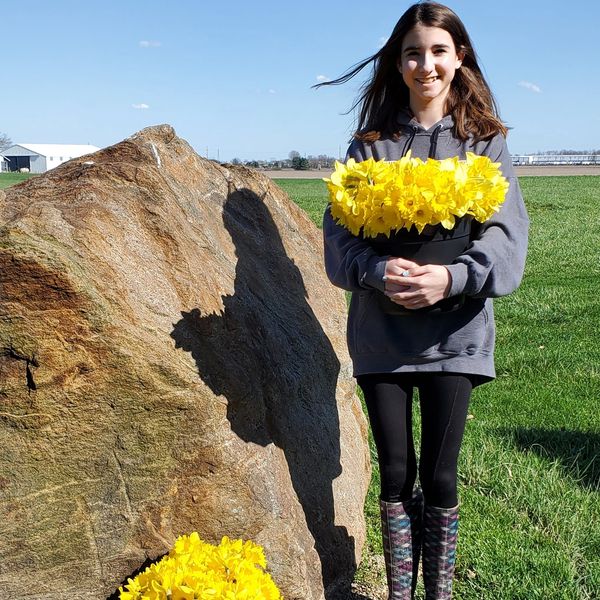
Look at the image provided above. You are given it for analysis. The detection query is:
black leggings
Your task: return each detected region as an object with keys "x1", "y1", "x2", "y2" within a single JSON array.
[{"x1": 357, "y1": 372, "x2": 472, "y2": 508}]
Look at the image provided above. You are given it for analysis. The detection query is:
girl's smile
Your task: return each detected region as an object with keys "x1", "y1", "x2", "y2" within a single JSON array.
[{"x1": 415, "y1": 76, "x2": 439, "y2": 84}]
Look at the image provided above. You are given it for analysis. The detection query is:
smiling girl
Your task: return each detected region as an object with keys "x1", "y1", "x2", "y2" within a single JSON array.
[{"x1": 318, "y1": 2, "x2": 529, "y2": 599}]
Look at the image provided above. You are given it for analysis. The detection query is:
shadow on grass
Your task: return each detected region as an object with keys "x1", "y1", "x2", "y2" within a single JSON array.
[
  {"x1": 346, "y1": 591, "x2": 382, "y2": 600},
  {"x1": 499, "y1": 427, "x2": 600, "y2": 491}
]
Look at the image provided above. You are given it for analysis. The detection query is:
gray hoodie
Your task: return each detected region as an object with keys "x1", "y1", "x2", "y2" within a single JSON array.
[{"x1": 323, "y1": 110, "x2": 529, "y2": 383}]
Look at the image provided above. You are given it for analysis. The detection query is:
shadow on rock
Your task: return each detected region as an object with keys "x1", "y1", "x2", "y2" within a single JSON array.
[
  {"x1": 171, "y1": 187, "x2": 356, "y2": 597},
  {"x1": 107, "y1": 553, "x2": 168, "y2": 600},
  {"x1": 499, "y1": 426, "x2": 600, "y2": 491}
]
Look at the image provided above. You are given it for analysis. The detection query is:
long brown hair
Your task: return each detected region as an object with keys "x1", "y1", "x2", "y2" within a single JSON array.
[{"x1": 315, "y1": 2, "x2": 506, "y2": 142}]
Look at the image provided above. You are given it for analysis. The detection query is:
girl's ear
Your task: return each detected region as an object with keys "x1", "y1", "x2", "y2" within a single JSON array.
[
  {"x1": 456, "y1": 49, "x2": 465, "y2": 68},
  {"x1": 396, "y1": 58, "x2": 402, "y2": 73}
]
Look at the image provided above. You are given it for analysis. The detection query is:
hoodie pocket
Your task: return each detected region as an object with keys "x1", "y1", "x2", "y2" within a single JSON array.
[
  {"x1": 436, "y1": 299, "x2": 489, "y2": 356},
  {"x1": 350, "y1": 291, "x2": 370, "y2": 336},
  {"x1": 351, "y1": 295, "x2": 490, "y2": 359}
]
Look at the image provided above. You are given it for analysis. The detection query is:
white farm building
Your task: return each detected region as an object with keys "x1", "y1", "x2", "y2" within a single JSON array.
[{"x1": 0, "y1": 143, "x2": 100, "y2": 173}]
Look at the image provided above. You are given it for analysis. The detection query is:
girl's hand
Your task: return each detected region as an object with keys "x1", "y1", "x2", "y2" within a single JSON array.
[
  {"x1": 384, "y1": 263, "x2": 451, "y2": 309},
  {"x1": 384, "y1": 257, "x2": 420, "y2": 294}
]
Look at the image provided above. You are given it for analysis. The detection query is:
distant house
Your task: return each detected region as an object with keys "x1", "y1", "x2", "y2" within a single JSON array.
[
  {"x1": 0, "y1": 154, "x2": 8, "y2": 172},
  {"x1": 1, "y1": 143, "x2": 100, "y2": 173}
]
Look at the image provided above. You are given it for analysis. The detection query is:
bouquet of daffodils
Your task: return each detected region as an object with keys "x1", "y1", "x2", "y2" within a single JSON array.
[
  {"x1": 324, "y1": 153, "x2": 509, "y2": 237},
  {"x1": 119, "y1": 532, "x2": 282, "y2": 600}
]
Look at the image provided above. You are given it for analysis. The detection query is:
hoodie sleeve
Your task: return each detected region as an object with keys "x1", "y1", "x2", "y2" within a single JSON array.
[
  {"x1": 445, "y1": 134, "x2": 529, "y2": 299},
  {"x1": 322, "y1": 140, "x2": 389, "y2": 293}
]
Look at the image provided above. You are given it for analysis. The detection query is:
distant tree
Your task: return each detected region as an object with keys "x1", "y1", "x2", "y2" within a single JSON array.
[
  {"x1": 0, "y1": 133, "x2": 11, "y2": 151},
  {"x1": 289, "y1": 150, "x2": 300, "y2": 160},
  {"x1": 231, "y1": 158, "x2": 242, "y2": 165},
  {"x1": 292, "y1": 156, "x2": 309, "y2": 170}
]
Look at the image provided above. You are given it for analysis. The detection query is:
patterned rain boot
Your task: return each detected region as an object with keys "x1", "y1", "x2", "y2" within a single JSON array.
[
  {"x1": 380, "y1": 489, "x2": 423, "y2": 600},
  {"x1": 422, "y1": 504, "x2": 459, "y2": 600}
]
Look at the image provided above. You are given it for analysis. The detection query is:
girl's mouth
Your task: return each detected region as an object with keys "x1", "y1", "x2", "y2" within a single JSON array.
[{"x1": 416, "y1": 76, "x2": 439, "y2": 84}]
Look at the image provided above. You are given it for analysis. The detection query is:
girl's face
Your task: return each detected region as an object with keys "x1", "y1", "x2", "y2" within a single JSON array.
[{"x1": 398, "y1": 25, "x2": 464, "y2": 115}]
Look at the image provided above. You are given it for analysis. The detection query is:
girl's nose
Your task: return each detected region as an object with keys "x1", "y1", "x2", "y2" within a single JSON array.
[{"x1": 420, "y1": 52, "x2": 434, "y2": 72}]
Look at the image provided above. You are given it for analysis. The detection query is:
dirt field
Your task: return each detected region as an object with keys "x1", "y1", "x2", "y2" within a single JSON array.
[
  {"x1": 264, "y1": 165, "x2": 600, "y2": 179},
  {"x1": 514, "y1": 165, "x2": 600, "y2": 176}
]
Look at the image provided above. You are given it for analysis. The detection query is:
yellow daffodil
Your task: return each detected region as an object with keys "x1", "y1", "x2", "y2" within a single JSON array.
[
  {"x1": 324, "y1": 153, "x2": 508, "y2": 238},
  {"x1": 118, "y1": 534, "x2": 282, "y2": 600}
]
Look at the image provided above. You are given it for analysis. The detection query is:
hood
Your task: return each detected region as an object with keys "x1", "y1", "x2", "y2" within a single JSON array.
[
  {"x1": 395, "y1": 108, "x2": 456, "y2": 159},
  {"x1": 395, "y1": 107, "x2": 455, "y2": 132}
]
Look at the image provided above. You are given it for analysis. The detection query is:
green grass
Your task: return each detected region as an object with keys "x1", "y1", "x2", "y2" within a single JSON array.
[
  {"x1": 0, "y1": 172, "x2": 37, "y2": 189},
  {"x1": 272, "y1": 178, "x2": 328, "y2": 227},
  {"x1": 276, "y1": 176, "x2": 600, "y2": 599}
]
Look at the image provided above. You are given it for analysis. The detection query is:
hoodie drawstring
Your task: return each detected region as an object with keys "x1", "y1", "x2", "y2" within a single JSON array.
[
  {"x1": 400, "y1": 123, "x2": 444, "y2": 159},
  {"x1": 428, "y1": 124, "x2": 443, "y2": 159},
  {"x1": 401, "y1": 126, "x2": 418, "y2": 157}
]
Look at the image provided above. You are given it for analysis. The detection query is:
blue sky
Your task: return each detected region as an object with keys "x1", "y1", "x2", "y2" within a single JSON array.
[{"x1": 4, "y1": 1, "x2": 599, "y2": 161}]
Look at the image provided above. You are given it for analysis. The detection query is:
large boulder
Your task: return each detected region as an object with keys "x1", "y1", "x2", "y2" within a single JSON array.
[{"x1": 0, "y1": 126, "x2": 371, "y2": 599}]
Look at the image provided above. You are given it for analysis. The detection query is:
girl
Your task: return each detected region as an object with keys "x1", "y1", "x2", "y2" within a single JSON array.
[{"x1": 318, "y1": 3, "x2": 529, "y2": 599}]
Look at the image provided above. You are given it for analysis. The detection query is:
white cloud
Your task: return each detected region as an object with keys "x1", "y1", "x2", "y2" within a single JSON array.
[
  {"x1": 139, "y1": 40, "x2": 161, "y2": 48},
  {"x1": 316, "y1": 75, "x2": 329, "y2": 83},
  {"x1": 268, "y1": 89, "x2": 276, "y2": 94},
  {"x1": 518, "y1": 81, "x2": 542, "y2": 93},
  {"x1": 132, "y1": 103, "x2": 150, "y2": 109}
]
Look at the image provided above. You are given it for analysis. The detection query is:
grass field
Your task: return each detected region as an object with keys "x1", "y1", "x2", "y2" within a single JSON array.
[
  {"x1": 0, "y1": 172, "x2": 37, "y2": 189},
  {"x1": 275, "y1": 176, "x2": 600, "y2": 600}
]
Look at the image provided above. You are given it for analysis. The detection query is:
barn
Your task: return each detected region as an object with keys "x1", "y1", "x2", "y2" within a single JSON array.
[{"x1": 1, "y1": 143, "x2": 100, "y2": 173}]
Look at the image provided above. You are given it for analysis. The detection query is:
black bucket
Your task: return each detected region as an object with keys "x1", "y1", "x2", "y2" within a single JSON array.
[{"x1": 367, "y1": 217, "x2": 472, "y2": 315}]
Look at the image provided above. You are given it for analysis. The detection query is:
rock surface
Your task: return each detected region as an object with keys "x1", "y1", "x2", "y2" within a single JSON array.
[{"x1": 0, "y1": 125, "x2": 371, "y2": 599}]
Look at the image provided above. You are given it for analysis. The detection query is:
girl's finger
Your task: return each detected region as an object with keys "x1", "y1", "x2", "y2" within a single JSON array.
[
  {"x1": 383, "y1": 273, "x2": 423, "y2": 287},
  {"x1": 384, "y1": 275, "x2": 415, "y2": 287},
  {"x1": 386, "y1": 290, "x2": 422, "y2": 302},
  {"x1": 385, "y1": 283, "x2": 412, "y2": 294},
  {"x1": 386, "y1": 257, "x2": 420, "y2": 272},
  {"x1": 389, "y1": 255, "x2": 419, "y2": 266},
  {"x1": 401, "y1": 265, "x2": 430, "y2": 277}
]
